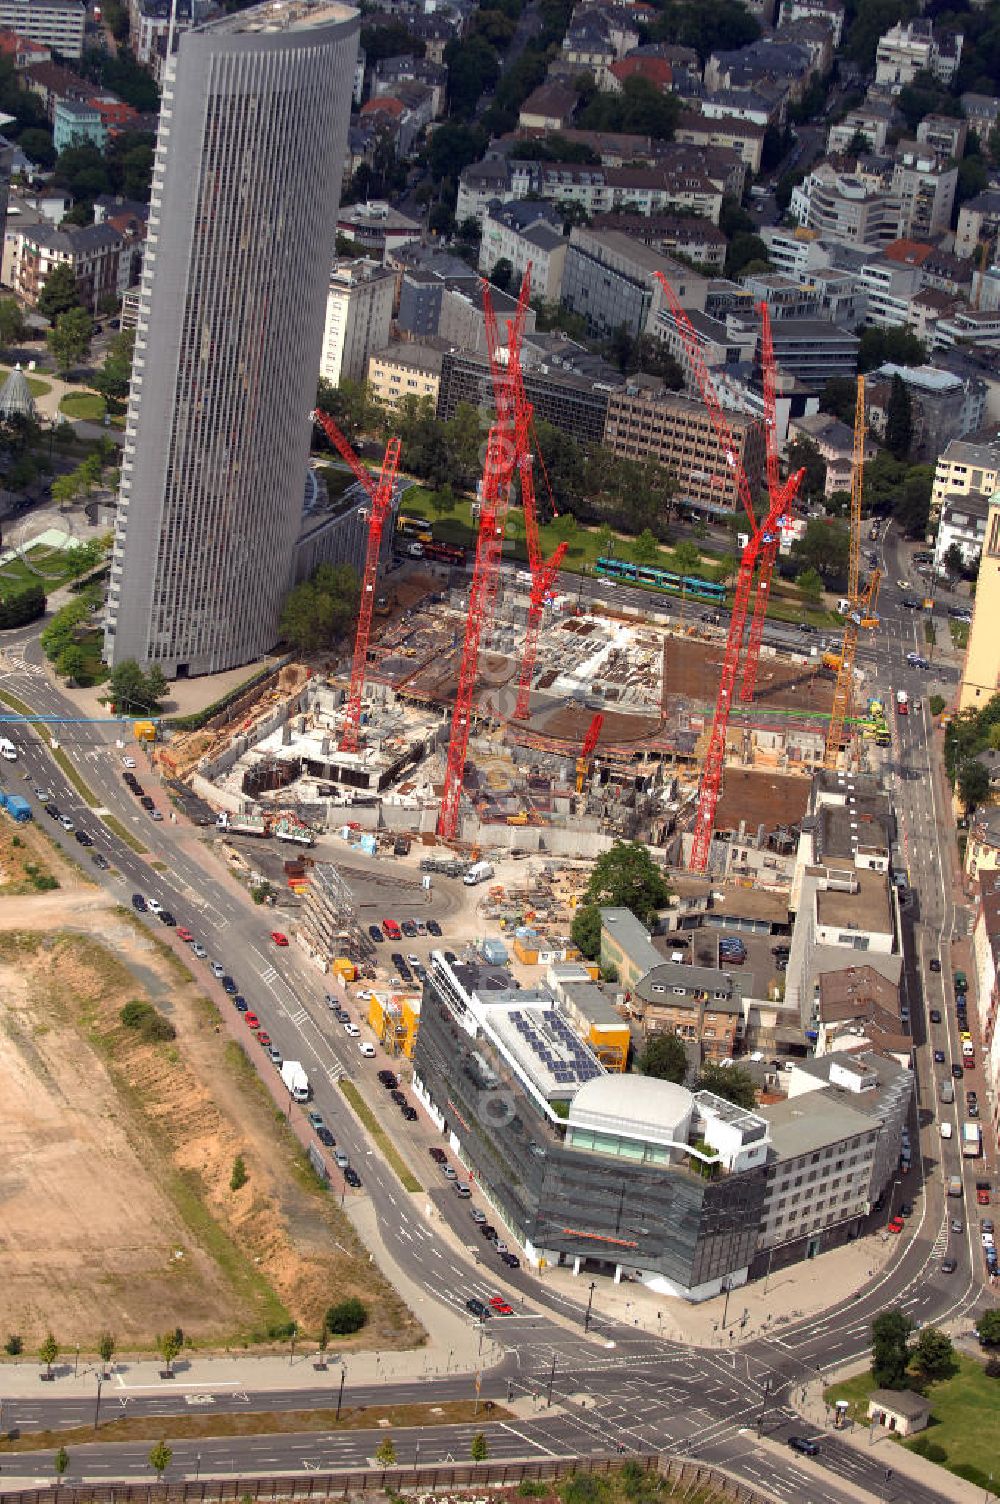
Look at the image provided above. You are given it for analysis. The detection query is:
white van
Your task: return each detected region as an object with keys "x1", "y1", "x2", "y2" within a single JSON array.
[
  {"x1": 0, "y1": 738, "x2": 17, "y2": 761},
  {"x1": 940, "y1": 1121, "x2": 953, "y2": 1140}
]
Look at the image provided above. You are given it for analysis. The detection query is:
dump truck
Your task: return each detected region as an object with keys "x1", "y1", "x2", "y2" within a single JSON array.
[{"x1": 280, "y1": 1060, "x2": 311, "y2": 1103}]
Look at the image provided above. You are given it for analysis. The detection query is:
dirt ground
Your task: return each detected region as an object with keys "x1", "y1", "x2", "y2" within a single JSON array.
[
  {"x1": 0, "y1": 894, "x2": 422, "y2": 1353},
  {"x1": 664, "y1": 636, "x2": 834, "y2": 718},
  {"x1": 0, "y1": 814, "x2": 86, "y2": 895},
  {"x1": 713, "y1": 767, "x2": 810, "y2": 833}
]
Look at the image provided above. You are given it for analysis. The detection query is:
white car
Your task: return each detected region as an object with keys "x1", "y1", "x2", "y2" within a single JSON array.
[
  {"x1": 192, "y1": 944, "x2": 208, "y2": 959},
  {"x1": 343, "y1": 1022, "x2": 360, "y2": 1036},
  {"x1": 59, "y1": 815, "x2": 74, "y2": 831},
  {"x1": 147, "y1": 899, "x2": 163, "y2": 915},
  {"x1": 121, "y1": 756, "x2": 137, "y2": 769},
  {"x1": 407, "y1": 953, "x2": 420, "y2": 966},
  {"x1": 358, "y1": 1041, "x2": 376, "y2": 1057},
  {"x1": 210, "y1": 960, "x2": 225, "y2": 978}
]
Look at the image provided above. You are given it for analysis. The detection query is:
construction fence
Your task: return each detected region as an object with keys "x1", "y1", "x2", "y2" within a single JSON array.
[{"x1": 0, "y1": 1452, "x2": 775, "y2": 1504}]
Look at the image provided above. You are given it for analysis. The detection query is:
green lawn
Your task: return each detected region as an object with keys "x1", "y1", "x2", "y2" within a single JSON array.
[
  {"x1": 0, "y1": 545, "x2": 86, "y2": 587},
  {"x1": 71, "y1": 628, "x2": 109, "y2": 687},
  {"x1": 59, "y1": 390, "x2": 107, "y2": 422},
  {"x1": 826, "y1": 1357, "x2": 1000, "y2": 1494},
  {"x1": 398, "y1": 484, "x2": 835, "y2": 625},
  {"x1": 0, "y1": 365, "x2": 51, "y2": 398},
  {"x1": 950, "y1": 619, "x2": 970, "y2": 649}
]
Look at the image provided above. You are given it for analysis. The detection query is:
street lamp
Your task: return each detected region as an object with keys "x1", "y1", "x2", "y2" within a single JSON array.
[
  {"x1": 721, "y1": 1278, "x2": 732, "y2": 1329},
  {"x1": 584, "y1": 1280, "x2": 596, "y2": 1333},
  {"x1": 757, "y1": 1379, "x2": 771, "y2": 1438},
  {"x1": 93, "y1": 1375, "x2": 103, "y2": 1432}
]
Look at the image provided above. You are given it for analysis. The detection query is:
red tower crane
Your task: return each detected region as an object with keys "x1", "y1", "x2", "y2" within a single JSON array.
[
  {"x1": 312, "y1": 409, "x2": 401, "y2": 754},
  {"x1": 576, "y1": 711, "x2": 604, "y2": 793},
  {"x1": 437, "y1": 425, "x2": 515, "y2": 840},
  {"x1": 513, "y1": 539, "x2": 569, "y2": 720}
]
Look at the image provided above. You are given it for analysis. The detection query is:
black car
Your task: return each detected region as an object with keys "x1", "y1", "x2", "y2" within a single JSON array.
[
  {"x1": 480, "y1": 1223, "x2": 497, "y2": 1240},
  {"x1": 500, "y1": 1251, "x2": 520, "y2": 1268},
  {"x1": 901, "y1": 596, "x2": 922, "y2": 609},
  {"x1": 45, "y1": 804, "x2": 61, "y2": 820},
  {"x1": 132, "y1": 893, "x2": 147, "y2": 912},
  {"x1": 797, "y1": 622, "x2": 815, "y2": 634},
  {"x1": 92, "y1": 852, "x2": 110, "y2": 870},
  {"x1": 140, "y1": 795, "x2": 155, "y2": 810},
  {"x1": 934, "y1": 1050, "x2": 946, "y2": 1064},
  {"x1": 968, "y1": 1100, "x2": 980, "y2": 1118},
  {"x1": 398, "y1": 967, "x2": 413, "y2": 983},
  {"x1": 390, "y1": 1089, "x2": 406, "y2": 1105},
  {"x1": 952, "y1": 1063, "x2": 965, "y2": 1078},
  {"x1": 75, "y1": 830, "x2": 93, "y2": 846},
  {"x1": 377, "y1": 1069, "x2": 397, "y2": 1086},
  {"x1": 401, "y1": 920, "x2": 418, "y2": 937},
  {"x1": 317, "y1": 1126, "x2": 336, "y2": 1148},
  {"x1": 967, "y1": 1091, "x2": 978, "y2": 1106},
  {"x1": 221, "y1": 975, "x2": 237, "y2": 994},
  {"x1": 466, "y1": 1297, "x2": 491, "y2": 1320},
  {"x1": 368, "y1": 925, "x2": 384, "y2": 943},
  {"x1": 787, "y1": 1437, "x2": 819, "y2": 1458},
  {"x1": 426, "y1": 919, "x2": 442, "y2": 937},
  {"x1": 131, "y1": 786, "x2": 146, "y2": 798},
  {"x1": 401, "y1": 1105, "x2": 417, "y2": 1121},
  {"x1": 344, "y1": 1167, "x2": 361, "y2": 1187},
  {"x1": 443, "y1": 950, "x2": 458, "y2": 963},
  {"x1": 159, "y1": 911, "x2": 176, "y2": 927},
  {"x1": 930, "y1": 1009, "x2": 942, "y2": 1024},
  {"x1": 900, "y1": 1201, "x2": 913, "y2": 1216},
  {"x1": 391, "y1": 952, "x2": 406, "y2": 968}
]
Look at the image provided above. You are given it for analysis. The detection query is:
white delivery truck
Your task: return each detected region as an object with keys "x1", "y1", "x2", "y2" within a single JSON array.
[
  {"x1": 0, "y1": 738, "x2": 17, "y2": 761},
  {"x1": 464, "y1": 860, "x2": 495, "y2": 886},
  {"x1": 280, "y1": 1059, "x2": 311, "y2": 1103}
]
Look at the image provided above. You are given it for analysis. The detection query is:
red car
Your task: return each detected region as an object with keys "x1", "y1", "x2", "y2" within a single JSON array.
[
  {"x1": 245, "y1": 1011, "x2": 260, "y2": 1029},
  {"x1": 177, "y1": 927, "x2": 194, "y2": 943},
  {"x1": 257, "y1": 1030, "x2": 271, "y2": 1047},
  {"x1": 888, "y1": 1216, "x2": 905, "y2": 1234},
  {"x1": 489, "y1": 1295, "x2": 513, "y2": 1314},
  {"x1": 979, "y1": 1189, "x2": 991, "y2": 1206},
  {"x1": 270, "y1": 931, "x2": 289, "y2": 947},
  {"x1": 382, "y1": 918, "x2": 402, "y2": 940}
]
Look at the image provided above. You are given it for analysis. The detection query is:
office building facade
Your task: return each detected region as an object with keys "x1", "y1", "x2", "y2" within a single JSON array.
[
  {"x1": 105, "y1": 1, "x2": 359, "y2": 678},
  {"x1": 0, "y1": 0, "x2": 84, "y2": 57},
  {"x1": 319, "y1": 257, "x2": 394, "y2": 388}
]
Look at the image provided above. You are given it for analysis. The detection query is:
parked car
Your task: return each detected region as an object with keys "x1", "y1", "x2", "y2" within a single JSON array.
[{"x1": 787, "y1": 1437, "x2": 819, "y2": 1458}]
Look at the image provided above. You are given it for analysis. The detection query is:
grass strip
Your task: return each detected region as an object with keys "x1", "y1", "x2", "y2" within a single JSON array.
[
  {"x1": 0, "y1": 1400, "x2": 509, "y2": 1452},
  {"x1": 339, "y1": 1078, "x2": 422, "y2": 1193},
  {"x1": 101, "y1": 812, "x2": 148, "y2": 854},
  {"x1": 49, "y1": 743, "x2": 100, "y2": 807},
  {"x1": 0, "y1": 687, "x2": 36, "y2": 718}
]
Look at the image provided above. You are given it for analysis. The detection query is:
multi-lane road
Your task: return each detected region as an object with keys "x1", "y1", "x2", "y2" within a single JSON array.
[{"x1": 0, "y1": 567, "x2": 991, "y2": 1503}]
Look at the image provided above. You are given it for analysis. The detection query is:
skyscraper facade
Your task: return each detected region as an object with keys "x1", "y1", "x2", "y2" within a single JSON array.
[{"x1": 105, "y1": 1, "x2": 359, "y2": 677}]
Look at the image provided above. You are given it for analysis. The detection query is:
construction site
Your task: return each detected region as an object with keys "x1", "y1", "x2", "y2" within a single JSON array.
[{"x1": 159, "y1": 274, "x2": 875, "y2": 875}]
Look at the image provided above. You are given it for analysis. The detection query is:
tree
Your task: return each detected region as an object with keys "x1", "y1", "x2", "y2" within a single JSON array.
[
  {"x1": 895, "y1": 468, "x2": 932, "y2": 539},
  {"x1": 230, "y1": 1154, "x2": 248, "y2": 1191},
  {"x1": 56, "y1": 644, "x2": 87, "y2": 684},
  {"x1": 820, "y1": 376, "x2": 860, "y2": 426},
  {"x1": 158, "y1": 1330, "x2": 181, "y2": 1376},
  {"x1": 427, "y1": 121, "x2": 486, "y2": 183},
  {"x1": 18, "y1": 127, "x2": 57, "y2": 169},
  {"x1": 673, "y1": 540, "x2": 702, "y2": 578},
  {"x1": 0, "y1": 298, "x2": 26, "y2": 350},
  {"x1": 570, "y1": 902, "x2": 602, "y2": 960},
  {"x1": 430, "y1": 483, "x2": 457, "y2": 517},
  {"x1": 857, "y1": 326, "x2": 926, "y2": 374},
  {"x1": 325, "y1": 1297, "x2": 368, "y2": 1335},
  {"x1": 279, "y1": 564, "x2": 359, "y2": 654},
  {"x1": 725, "y1": 233, "x2": 770, "y2": 279},
  {"x1": 957, "y1": 758, "x2": 991, "y2": 813},
  {"x1": 695, "y1": 1062, "x2": 757, "y2": 1109},
  {"x1": 39, "y1": 1333, "x2": 58, "y2": 1377},
  {"x1": 374, "y1": 1436, "x2": 397, "y2": 1467},
  {"x1": 93, "y1": 329, "x2": 135, "y2": 403},
  {"x1": 581, "y1": 841, "x2": 671, "y2": 927},
  {"x1": 596, "y1": 522, "x2": 616, "y2": 558},
  {"x1": 786, "y1": 436, "x2": 826, "y2": 501},
  {"x1": 98, "y1": 1332, "x2": 116, "y2": 1372},
  {"x1": 793, "y1": 518, "x2": 850, "y2": 581},
  {"x1": 978, "y1": 1309, "x2": 1000, "y2": 1346},
  {"x1": 148, "y1": 1441, "x2": 172, "y2": 1481},
  {"x1": 470, "y1": 1432, "x2": 489, "y2": 1461},
  {"x1": 0, "y1": 583, "x2": 46, "y2": 630},
  {"x1": 47, "y1": 307, "x2": 94, "y2": 374},
  {"x1": 885, "y1": 374, "x2": 913, "y2": 460},
  {"x1": 913, "y1": 1327, "x2": 956, "y2": 1381},
  {"x1": 490, "y1": 256, "x2": 513, "y2": 293},
  {"x1": 631, "y1": 528, "x2": 660, "y2": 565},
  {"x1": 650, "y1": 0, "x2": 760, "y2": 63},
  {"x1": 37, "y1": 263, "x2": 82, "y2": 321},
  {"x1": 944, "y1": 542, "x2": 965, "y2": 578},
  {"x1": 871, "y1": 1310, "x2": 913, "y2": 1389},
  {"x1": 108, "y1": 658, "x2": 168, "y2": 715},
  {"x1": 796, "y1": 566, "x2": 823, "y2": 606},
  {"x1": 54, "y1": 1447, "x2": 69, "y2": 1484},
  {"x1": 638, "y1": 1032, "x2": 687, "y2": 1083}
]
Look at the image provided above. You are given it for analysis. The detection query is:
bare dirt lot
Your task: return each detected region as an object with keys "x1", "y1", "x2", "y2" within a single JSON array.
[
  {"x1": 664, "y1": 636, "x2": 834, "y2": 718},
  {"x1": 0, "y1": 893, "x2": 422, "y2": 1353},
  {"x1": 0, "y1": 814, "x2": 84, "y2": 895}
]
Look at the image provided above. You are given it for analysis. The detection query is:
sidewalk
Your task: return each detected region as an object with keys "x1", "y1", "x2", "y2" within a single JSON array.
[{"x1": 537, "y1": 1230, "x2": 898, "y2": 1348}]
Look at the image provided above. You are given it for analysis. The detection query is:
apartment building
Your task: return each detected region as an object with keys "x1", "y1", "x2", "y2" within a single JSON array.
[
  {"x1": 959, "y1": 494, "x2": 1000, "y2": 711},
  {"x1": 814, "y1": 965, "x2": 907, "y2": 1060},
  {"x1": 891, "y1": 146, "x2": 957, "y2": 240},
  {"x1": 930, "y1": 436, "x2": 1000, "y2": 520},
  {"x1": 587, "y1": 211, "x2": 727, "y2": 271},
  {"x1": 561, "y1": 230, "x2": 706, "y2": 340},
  {"x1": 319, "y1": 257, "x2": 394, "y2": 387},
  {"x1": 631, "y1": 962, "x2": 744, "y2": 1062},
  {"x1": 0, "y1": 0, "x2": 83, "y2": 57},
  {"x1": 915, "y1": 113, "x2": 967, "y2": 162},
  {"x1": 966, "y1": 807, "x2": 1000, "y2": 887},
  {"x1": 16, "y1": 219, "x2": 136, "y2": 310},
  {"x1": 826, "y1": 101, "x2": 896, "y2": 156},
  {"x1": 599, "y1": 907, "x2": 665, "y2": 991},
  {"x1": 478, "y1": 200, "x2": 567, "y2": 303},
  {"x1": 605, "y1": 379, "x2": 765, "y2": 516},
  {"x1": 875, "y1": 18, "x2": 962, "y2": 92},
  {"x1": 778, "y1": 0, "x2": 844, "y2": 46},
  {"x1": 674, "y1": 110, "x2": 764, "y2": 174},
  {"x1": 955, "y1": 189, "x2": 1000, "y2": 260},
  {"x1": 517, "y1": 81, "x2": 577, "y2": 131},
  {"x1": 933, "y1": 489, "x2": 992, "y2": 574},
  {"x1": 867, "y1": 362, "x2": 986, "y2": 462},
  {"x1": 789, "y1": 411, "x2": 874, "y2": 495},
  {"x1": 764, "y1": 319, "x2": 860, "y2": 387},
  {"x1": 457, "y1": 155, "x2": 728, "y2": 228},
  {"x1": 367, "y1": 340, "x2": 446, "y2": 411},
  {"x1": 790, "y1": 163, "x2": 899, "y2": 248}
]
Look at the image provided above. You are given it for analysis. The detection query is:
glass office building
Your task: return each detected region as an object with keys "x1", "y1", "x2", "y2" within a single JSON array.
[{"x1": 413, "y1": 955, "x2": 770, "y2": 1301}]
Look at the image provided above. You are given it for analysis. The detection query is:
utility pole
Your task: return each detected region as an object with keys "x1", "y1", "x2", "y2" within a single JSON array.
[
  {"x1": 546, "y1": 1354, "x2": 556, "y2": 1407},
  {"x1": 336, "y1": 1366, "x2": 346, "y2": 1421},
  {"x1": 584, "y1": 1281, "x2": 596, "y2": 1333},
  {"x1": 757, "y1": 1379, "x2": 771, "y2": 1438},
  {"x1": 721, "y1": 1278, "x2": 731, "y2": 1329},
  {"x1": 93, "y1": 1375, "x2": 103, "y2": 1432}
]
